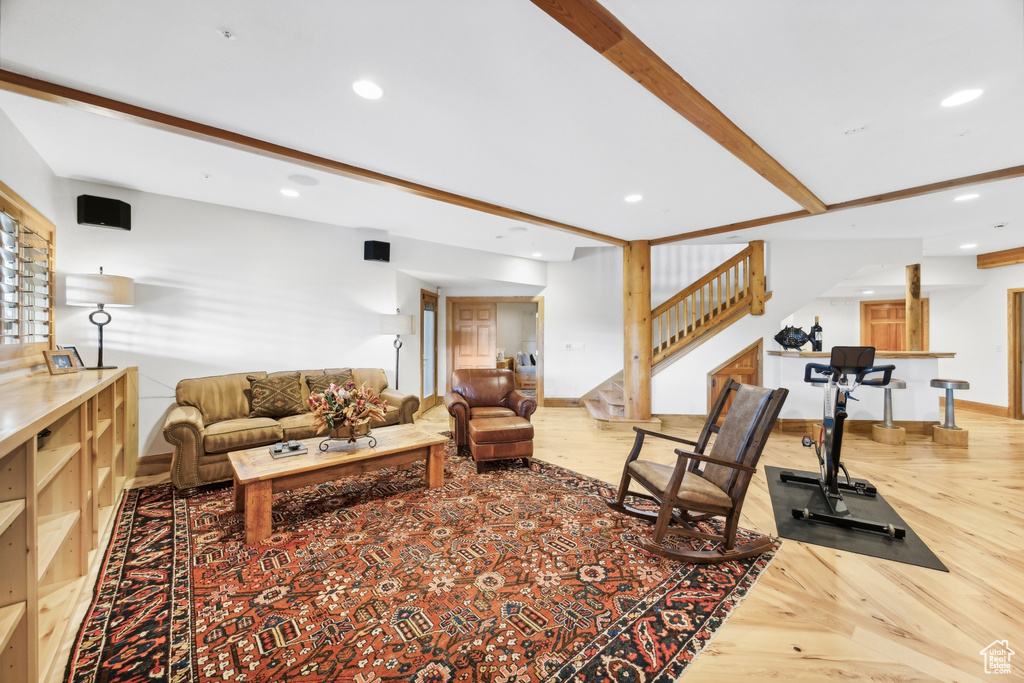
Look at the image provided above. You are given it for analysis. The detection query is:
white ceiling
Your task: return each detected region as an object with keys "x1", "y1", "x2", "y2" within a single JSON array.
[{"x1": 0, "y1": 0, "x2": 1022, "y2": 263}]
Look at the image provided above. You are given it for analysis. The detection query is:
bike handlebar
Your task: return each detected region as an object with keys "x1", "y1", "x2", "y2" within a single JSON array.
[{"x1": 803, "y1": 362, "x2": 895, "y2": 387}]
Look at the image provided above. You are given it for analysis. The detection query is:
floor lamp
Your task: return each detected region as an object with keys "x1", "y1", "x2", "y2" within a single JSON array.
[
  {"x1": 380, "y1": 309, "x2": 414, "y2": 391},
  {"x1": 65, "y1": 267, "x2": 135, "y2": 369}
]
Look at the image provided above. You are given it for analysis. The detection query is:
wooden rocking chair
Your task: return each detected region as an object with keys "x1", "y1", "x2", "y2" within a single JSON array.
[{"x1": 606, "y1": 380, "x2": 788, "y2": 563}]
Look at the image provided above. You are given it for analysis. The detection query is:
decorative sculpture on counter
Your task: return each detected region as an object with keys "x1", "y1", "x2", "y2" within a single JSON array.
[{"x1": 774, "y1": 325, "x2": 811, "y2": 350}]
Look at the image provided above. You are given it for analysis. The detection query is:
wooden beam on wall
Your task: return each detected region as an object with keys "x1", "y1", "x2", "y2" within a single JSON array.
[
  {"x1": 622, "y1": 240, "x2": 652, "y2": 420},
  {"x1": 978, "y1": 245, "x2": 1024, "y2": 269},
  {"x1": 0, "y1": 69, "x2": 626, "y2": 247},
  {"x1": 530, "y1": 0, "x2": 826, "y2": 215}
]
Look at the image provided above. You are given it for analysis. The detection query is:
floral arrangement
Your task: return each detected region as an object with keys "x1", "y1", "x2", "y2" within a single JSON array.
[{"x1": 309, "y1": 381, "x2": 388, "y2": 438}]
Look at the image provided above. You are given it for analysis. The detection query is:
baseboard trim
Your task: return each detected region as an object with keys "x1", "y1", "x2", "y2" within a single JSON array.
[
  {"x1": 775, "y1": 419, "x2": 938, "y2": 436},
  {"x1": 543, "y1": 398, "x2": 580, "y2": 408},
  {"x1": 136, "y1": 452, "x2": 172, "y2": 477},
  {"x1": 941, "y1": 397, "x2": 1008, "y2": 418}
]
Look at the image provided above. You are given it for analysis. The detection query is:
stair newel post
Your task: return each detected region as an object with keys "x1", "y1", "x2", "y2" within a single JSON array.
[
  {"x1": 624, "y1": 240, "x2": 653, "y2": 421},
  {"x1": 749, "y1": 240, "x2": 765, "y2": 315}
]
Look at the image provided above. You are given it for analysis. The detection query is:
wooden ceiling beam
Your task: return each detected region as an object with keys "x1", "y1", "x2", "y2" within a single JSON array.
[
  {"x1": 0, "y1": 69, "x2": 627, "y2": 247},
  {"x1": 531, "y1": 0, "x2": 827, "y2": 215},
  {"x1": 654, "y1": 163, "x2": 1024, "y2": 244}
]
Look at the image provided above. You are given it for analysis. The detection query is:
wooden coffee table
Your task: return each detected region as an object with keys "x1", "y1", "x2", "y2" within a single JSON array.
[{"x1": 228, "y1": 423, "x2": 448, "y2": 544}]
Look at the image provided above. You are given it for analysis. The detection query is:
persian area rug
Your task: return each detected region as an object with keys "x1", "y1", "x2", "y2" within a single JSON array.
[
  {"x1": 67, "y1": 442, "x2": 778, "y2": 683},
  {"x1": 765, "y1": 466, "x2": 947, "y2": 571}
]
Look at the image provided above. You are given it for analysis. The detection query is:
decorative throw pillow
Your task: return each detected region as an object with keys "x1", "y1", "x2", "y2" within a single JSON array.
[
  {"x1": 248, "y1": 372, "x2": 304, "y2": 418},
  {"x1": 306, "y1": 370, "x2": 354, "y2": 397}
]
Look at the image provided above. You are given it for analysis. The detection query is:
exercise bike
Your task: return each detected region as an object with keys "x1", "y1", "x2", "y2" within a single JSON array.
[{"x1": 780, "y1": 346, "x2": 907, "y2": 539}]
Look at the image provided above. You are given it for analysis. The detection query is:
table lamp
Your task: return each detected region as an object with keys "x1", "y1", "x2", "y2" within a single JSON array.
[{"x1": 65, "y1": 267, "x2": 134, "y2": 369}]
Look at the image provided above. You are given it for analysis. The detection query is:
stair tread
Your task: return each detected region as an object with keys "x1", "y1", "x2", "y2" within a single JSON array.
[
  {"x1": 597, "y1": 389, "x2": 624, "y2": 406},
  {"x1": 583, "y1": 399, "x2": 662, "y2": 431}
]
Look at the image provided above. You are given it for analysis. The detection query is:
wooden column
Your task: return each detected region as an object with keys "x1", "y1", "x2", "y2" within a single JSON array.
[
  {"x1": 749, "y1": 240, "x2": 766, "y2": 315},
  {"x1": 906, "y1": 263, "x2": 923, "y2": 351},
  {"x1": 623, "y1": 241, "x2": 652, "y2": 420}
]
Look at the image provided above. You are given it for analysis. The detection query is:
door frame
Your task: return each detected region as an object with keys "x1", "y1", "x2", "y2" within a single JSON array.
[
  {"x1": 1008, "y1": 288, "x2": 1024, "y2": 419},
  {"x1": 446, "y1": 296, "x2": 544, "y2": 405},
  {"x1": 419, "y1": 289, "x2": 440, "y2": 415}
]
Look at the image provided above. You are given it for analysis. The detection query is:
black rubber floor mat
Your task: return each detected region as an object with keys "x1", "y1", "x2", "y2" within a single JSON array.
[{"x1": 765, "y1": 466, "x2": 947, "y2": 571}]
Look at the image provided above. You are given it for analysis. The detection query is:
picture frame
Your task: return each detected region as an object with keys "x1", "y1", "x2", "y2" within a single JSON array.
[
  {"x1": 61, "y1": 345, "x2": 86, "y2": 369},
  {"x1": 44, "y1": 349, "x2": 80, "y2": 375}
]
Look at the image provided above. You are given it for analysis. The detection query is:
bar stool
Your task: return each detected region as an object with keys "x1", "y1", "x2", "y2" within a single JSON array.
[
  {"x1": 871, "y1": 379, "x2": 906, "y2": 445},
  {"x1": 930, "y1": 378, "x2": 970, "y2": 447}
]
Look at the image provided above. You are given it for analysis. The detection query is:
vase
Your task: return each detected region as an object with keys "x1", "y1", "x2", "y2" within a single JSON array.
[
  {"x1": 330, "y1": 420, "x2": 370, "y2": 442},
  {"x1": 321, "y1": 419, "x2": 375, "y2": 451}
]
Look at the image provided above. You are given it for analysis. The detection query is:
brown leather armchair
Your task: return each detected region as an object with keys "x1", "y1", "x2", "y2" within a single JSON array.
[{"x1": 444, "y1": 369, "x2": 537, "y2": 449}]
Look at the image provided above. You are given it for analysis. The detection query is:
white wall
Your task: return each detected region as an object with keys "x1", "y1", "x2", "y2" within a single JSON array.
[
  {"x1": 652, "y1": 239, "x2": 924, "y2": 415},
  {"x1": 651, "y1": 242, "x2": 746, "y2": 307},
  {"x1": 541, "y1": 247, "x2": 624, "y2": 397},
  {"x1": 789, "y1": 255, "x2": 1015, "y2": 409},
  {"x1": 55, "y1": 180, "x2": 421, "y2": 455},
  {"x1": 0, "y1": 109, "x2": 58, "y2": 232},
  {"x1": 927, "y1": 256, "x2": 1021, "y2": 408}
]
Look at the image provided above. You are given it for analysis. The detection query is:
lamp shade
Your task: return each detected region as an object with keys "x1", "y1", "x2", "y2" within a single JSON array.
[
  {"x1": 66, "y1": 272, "x2": 135, "y2": 307},
  {"x1": 379, "y1": 313, "x2": 414, "y2": 336}
]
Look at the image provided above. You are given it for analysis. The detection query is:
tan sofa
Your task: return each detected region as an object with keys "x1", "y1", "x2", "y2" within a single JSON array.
[{"x1": 163, "y1": 368, "x2": 419, "y2": 491}]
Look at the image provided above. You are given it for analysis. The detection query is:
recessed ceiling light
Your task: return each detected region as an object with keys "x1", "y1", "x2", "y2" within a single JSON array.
[
  {"x1": 624, "y1": 194, "x2": 643, "y2": 203},
  {"x1": 288, "y1": 174, "x2": 319, "y2": 186},
  {"x1": 954, "y1": 193, "x2": 979, "y2": 202},
  {"x1": 941, "y1": 89, "x2": 983, "y2": 107},
  {"x1": 353, "y1": 80, "x2": 384, "y2": 100},
  {"x1": 862, "y1": 290, "x2": 875, "y2": 295},
  {"x1": 280, "y1": 188, "x2": 300, "y2": 198},
  {"x1": 960, "y1": 243, "x2": 977, "y2": 250},
  {"x1": 532, "y1": 253, "x2": 542, "y2": 258}
]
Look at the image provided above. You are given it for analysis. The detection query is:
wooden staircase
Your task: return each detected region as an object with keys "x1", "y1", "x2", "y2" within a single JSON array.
[
  {"x1": 582, "y1": 375, "x2": 662, "y2": 431},
  {"x1": 584, "y1": 241, "x2": 766, "y2": 430}
]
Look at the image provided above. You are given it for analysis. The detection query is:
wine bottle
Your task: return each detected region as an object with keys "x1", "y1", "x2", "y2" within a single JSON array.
[{"x1": 810, "y1": 316, "x2": 823, "y2": 352}]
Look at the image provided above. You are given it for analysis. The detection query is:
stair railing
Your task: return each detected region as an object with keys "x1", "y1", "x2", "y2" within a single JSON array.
[{"x1": 651, "y1": 241, "x2": 764, "y2": 365}]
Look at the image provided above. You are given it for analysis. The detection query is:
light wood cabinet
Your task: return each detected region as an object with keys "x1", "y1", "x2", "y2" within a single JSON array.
[{"x1": 0, "y1": 367, "x2": 137, "y2": 682}]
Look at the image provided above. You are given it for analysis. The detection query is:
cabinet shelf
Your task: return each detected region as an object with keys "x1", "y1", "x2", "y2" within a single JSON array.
[
  {"x1": 0, "y1": 365, "x2": 137, "y2": 682},
  {"x1": 0, "y1": 601, "x2": 26, "y2": 652},
  {"x1": 0, "y1": 499, "x2": 25, "y2": 536},
  {"x1": 35, "y1": 443, "x2": 81, "y2": 493},
  {"x1": 37, "y1": 577, "x2": 87, "y2": 681},
  {"x1": 36, "y1": 510, "x2": 80, "y2": 581},
  {"x1": 96, "y1": 466, "x2": 111, "y2": 491}
]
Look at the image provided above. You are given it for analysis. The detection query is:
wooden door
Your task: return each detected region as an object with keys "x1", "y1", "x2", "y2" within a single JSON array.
[
  {"x1": 453, "y1": 303, "x2": 496, "y2": 370},
  {"x1": 707, "y1": 339, "x2": 762, "y2": 421},
  {"x1": 860, "y1": 300, "x2": 929, "y2": 351},
  {"x1": 419, "y1": 291, "x2": 440, "y2": 412}
]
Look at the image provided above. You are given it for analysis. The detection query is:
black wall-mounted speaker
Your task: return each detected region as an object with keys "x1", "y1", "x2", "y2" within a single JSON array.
[
  {"x1": 364, "y1": 240, "x2": 391, "y2": 262},
  {"x1": 77, "y1": 195, "x2": 131, "y2": 230}
]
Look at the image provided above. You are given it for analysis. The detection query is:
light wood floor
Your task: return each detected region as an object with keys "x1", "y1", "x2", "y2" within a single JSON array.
[{"x1": 58, "y1": 406, "x2": 1022, "y2": 682}]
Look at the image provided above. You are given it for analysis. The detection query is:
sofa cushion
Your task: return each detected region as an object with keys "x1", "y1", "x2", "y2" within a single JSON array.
[
  {"x1": 278, "y1": 413, "x2": 325, "y2": 441},
  {"x1": 307, "y1": 370, "x2": 354, "y2": 397},
  {"x1": 273, "y1": 369, "x2": 321, "y2": 410},
  {"x1": 204, "y1": 418, "x2": 283, "y2": 454},
  {"x1": 248, "y1": 373, "x2": 305, "y2": 418},
  {"x1": 177, "y1": 371, "x2": 265, "y2": 425},
  {"x1": 469, "y1": 406, "x2": 515, "y2": 420}
]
